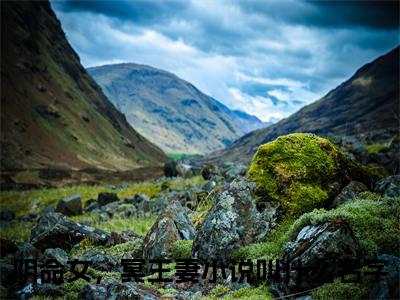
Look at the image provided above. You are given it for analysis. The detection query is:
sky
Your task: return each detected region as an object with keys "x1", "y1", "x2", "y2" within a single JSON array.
[{"x1": 51, "y1": 0, "x2": 399, "y2": 122}]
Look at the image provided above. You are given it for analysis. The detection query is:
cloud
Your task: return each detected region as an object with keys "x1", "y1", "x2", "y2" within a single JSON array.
[{"x1": 51, "y1": 0, "x2": 399, "y2": 122}]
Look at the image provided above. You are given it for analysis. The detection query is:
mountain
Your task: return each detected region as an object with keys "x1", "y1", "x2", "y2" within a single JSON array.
[
  {"x1": 88, "y1": 64, "x2": 262, "y2": 154},
  {"x1": 212, "y1": 99, "x2": 270, "y2": 133},
  {"x1": 207, "y1": 47, "x2": 400, "y2": 163},
  {"x1": 0, "y1": 1, "x2": 167, "y2": 171}
]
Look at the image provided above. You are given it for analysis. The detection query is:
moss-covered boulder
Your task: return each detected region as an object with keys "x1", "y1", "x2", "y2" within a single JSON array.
[{"x1": 247, "y1": 133, "x2": 374, "y2": 216}]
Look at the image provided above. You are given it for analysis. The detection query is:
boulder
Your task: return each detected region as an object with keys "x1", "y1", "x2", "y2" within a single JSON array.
[
  {"x1": 164, "y1": 160, "x2": 178, "y2": 177},
  {"x1": 55, "y1": 194, "x2": 82, "y2": 216},
  {"x1": 330, "y1": 181, "x2": 368, "y2": 208},
  {"x1": 247, "y1": 133, "x2": 374, "y2": 216},
  {"x1": 368, "y1": 254, "x2": 399, "y2": 300},
  {"x1": 97, "y1": 193, "x2": 119, "y2": 207},
  {"x1": 142, "y1": 201, "x2": 195, "y2": 260},
  {"x1": 281, "y1": 221, "x2": 362, "y2": 292},
  {"x1": 30, "y1": 212, "x2": 110, "y2": 251},
  {"x1": 192, "y1": 178, "x2": 277, "y2": 265},
  {"x1": 374, "y1": 175, "x2": 400, "y2": 197}
]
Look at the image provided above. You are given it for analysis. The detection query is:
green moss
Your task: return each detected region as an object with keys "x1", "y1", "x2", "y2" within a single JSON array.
[
  {"x1": 247, "y1": 133, "x2": 341, "y2": 216},
  {"x1": 232, "y1": 217, "x2": 295, "y2": 261},
  {"x1": 171, "y1": 240, "x2": 193, "y2": 259},
  {"x1": 227, "y1": 286, "x2": 272, "y2": 299},
  {"x1": 285, "y1": 182, "x2": 328, "y2": 215},
  {"x1": 285, "y1": 193, "x2": 400, "y2": 258},
  {"x1": 311, "y1": 269, "x2": 373, "y2": 300},
  {"x1": 106, "y1": 240, "x2": 142, "y2": 258}
]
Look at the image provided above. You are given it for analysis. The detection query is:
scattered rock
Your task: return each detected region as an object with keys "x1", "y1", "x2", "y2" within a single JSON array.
[
  {"x1": 222, "y1": 163, "x2": 247, "y2": 181},
  {"x1": 368, "y1": 254, "x2": 399, "y2": 300},
  {"x1": 55, "y1": 194, "x2": 82, "y2": 216},
  {"x1": 164, "y1": 160, "x2": 178, "y2": 177},
  {"x1": 330, "y1": 181, "x2": 368, "y2": 208},
  {"x1": 80, "y1": 249, "x2": 118, "y2": 272},
  {"x1": 30, "y1": 212, "x2": 110, "y2": 251},
  {"x1": 176, "y1": 163, "x2": 196, "y2": 178},
  {"x1": 281, "y1": 221, "x2": 362, "y2": 292},
  {"x1": 192, "y1": 178, "x2": 277, "y2": 265},
  {"x1": 14, "y1": 243, "x2": 41, "y2": 259},
  {"x1": 374, "y1": 175, "x2": 400, "y2": 197},
  {"x1": 97, "y1": 192, "x2": 119, "y2": 207},
  {"x1": 142, "y1": 201, "x2": 196, "y2": 261},
  {"x1": 201, "y1": 164, "x2": 220, "y2": 180},
  {"x1": 78, "y1": 278, "x2": 161, "y2": 300},
  {"x1": 41, "y1": 248, "x2": 68, "y2": 265}
]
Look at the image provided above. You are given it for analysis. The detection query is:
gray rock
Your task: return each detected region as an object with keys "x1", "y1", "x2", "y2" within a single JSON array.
[
  {"x1": 192, "y1": 178, "x2": 277, "y2": 265},
  {"x1": 142, "y1": 201, "x2": 195, "y2": 260},
  {"x1": 330, "y1": 181, "x2": 368, "y2": 208},
  {"x1": 79, "y1": 278, "x2": 160, "y2": 300},
  {"x1": 375, "y1": 175, "x2": 400, "y2": 197},
  {"x1": 15, "y1": 243, "x2": 41, "y2": 260},
  {"x1": 368, "y1": 254, "x2": 399, "y2": 300},
  {"x1": 223, "y1": 163, "x2": 248, "y2": 181},
  {"x1": 164, "y1": 160, "x2": 178, "y2": 177},
  {"x1": 176, "y1": 163, "x2": 196, "y2": 178},
  {"x1": 42, "y1": 248, "x2": 68, "y2": 265},
  {"x1": 85, "y1": 199, "x2": 99, "y2": 212},
  {"x1": 78, "y1": 283, "x2": 107, "y2": 300},
  {"x1": 201, "y1": 180, "x2": 216, "y2": 192},
  {"x1": 30, "y1": 212, "x2": 110, "y2": 251},
  {"x1": 201, "y1": 164, "x2": 220, "y2": 180},
  {"x1": 98, "y1": 193, "x2": 119, "y2": 207},
  {"x1": 282, "y1": 221, "x2": 362, "y2": 292},
  {"x1": 55, "y1": 194, "x2": 82, "y2": 216},
  {"x1": 80, "y1": 249, "x2": 118, "y2": 272}
]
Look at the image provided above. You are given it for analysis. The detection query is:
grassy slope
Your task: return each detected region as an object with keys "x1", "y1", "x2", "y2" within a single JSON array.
[{"x1": 0, "y1": 1, "x2": 167, "y2": 171}]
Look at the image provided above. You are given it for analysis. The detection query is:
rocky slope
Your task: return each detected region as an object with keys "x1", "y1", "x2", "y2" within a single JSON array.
[
  {"x1": 1, "y1": 1, "x2": 166, "y2": 171},
  {"x1": 88, "y1": 64, "x2": 265, "y2": 154},
  {"x1": 207, "y1": 47, "x2": 400, "y2": 163}
]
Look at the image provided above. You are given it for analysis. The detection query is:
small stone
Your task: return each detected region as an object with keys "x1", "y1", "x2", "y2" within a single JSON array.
[
  {"x1": 55, "y1": 194, "x2": 82, "y2": 216},
  {"x1": 97, "y1": 192, "x2": 119, "y2": 207}
]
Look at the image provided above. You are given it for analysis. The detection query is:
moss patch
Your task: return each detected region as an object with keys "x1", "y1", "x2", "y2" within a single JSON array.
[
  {"x1": 247, "y1": 133, "x2": 343, "y2": 216},
  {"x1": 285, "y1": 192, "x2": 400, "y2": 258},
  {"x1": 171, "y1": 240, "x2": 193, "y2": 259}
]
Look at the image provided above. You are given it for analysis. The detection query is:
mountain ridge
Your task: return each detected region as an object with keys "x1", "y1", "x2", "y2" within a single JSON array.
[
  {"x1": 206, "y1": 46, "x2": 400, "y2": 163},
  {"x1": 0, "y1": 1, "x2": 167, "y2": 171},
  {"x1": 88, "y1": 63, "x2": 267, "y2": 154}
]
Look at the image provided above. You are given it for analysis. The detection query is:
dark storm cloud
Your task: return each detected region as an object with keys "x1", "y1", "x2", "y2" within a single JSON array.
[
  {"x1": 51, "y1": 0, "x2": 399, "y2": 122},
  {"x1": 238, "y1": 0, "x2": 399, "y2": 30},
  {"x1": 55, "y1": 0, "x2": 188, "y2": 25}
]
